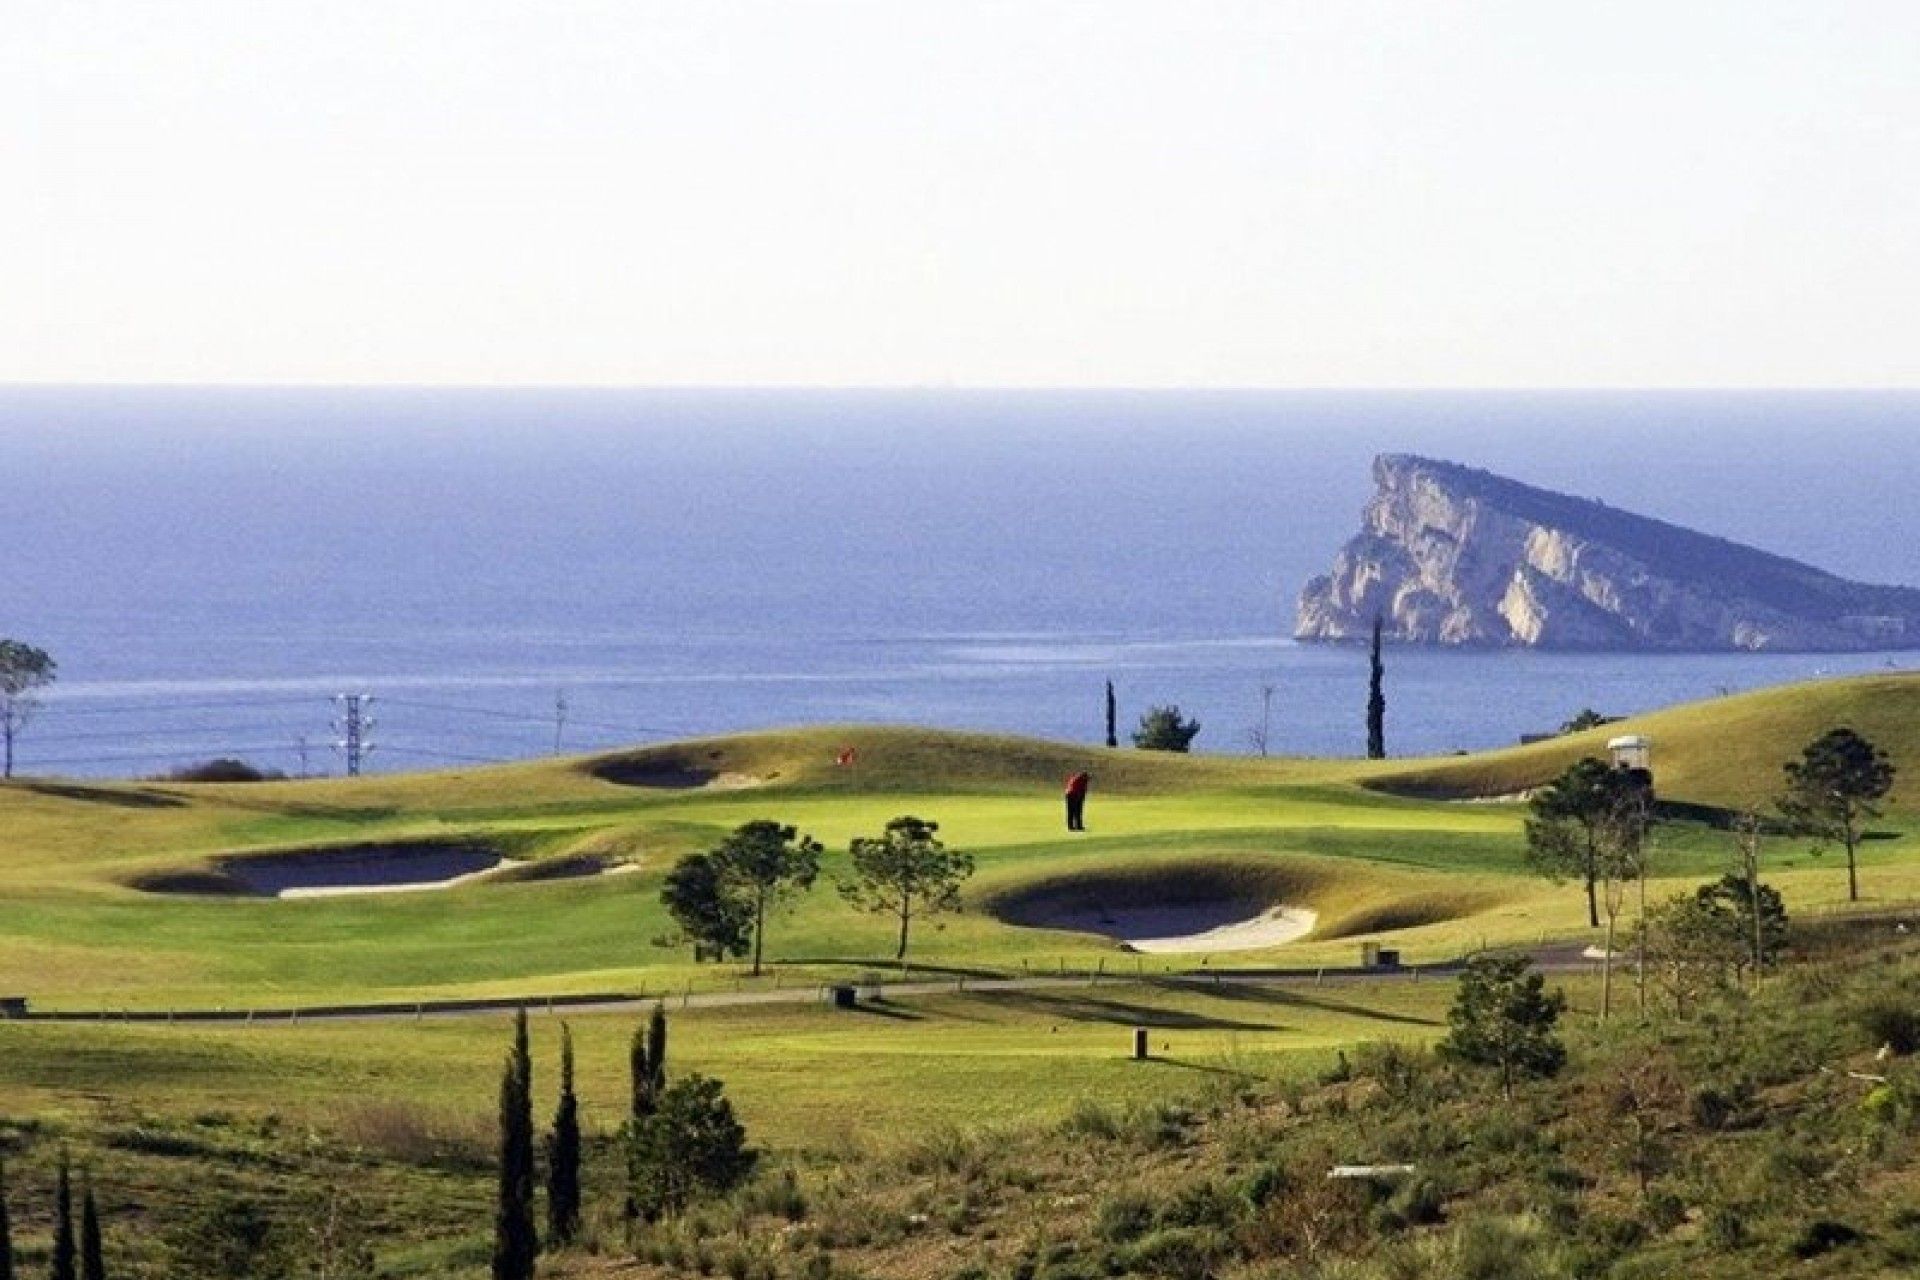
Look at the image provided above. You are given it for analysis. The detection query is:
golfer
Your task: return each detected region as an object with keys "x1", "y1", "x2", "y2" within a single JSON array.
[{"x1": 1064, "y1": 771, "x2": 1090, "y2": 831}]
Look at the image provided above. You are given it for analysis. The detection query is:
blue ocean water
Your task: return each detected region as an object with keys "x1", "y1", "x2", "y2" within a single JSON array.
[{"x1": 4, "y1": 388, "x2": 1917, "y2": 777}]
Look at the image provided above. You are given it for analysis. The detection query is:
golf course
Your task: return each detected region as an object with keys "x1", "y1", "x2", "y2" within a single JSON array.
[{"x1": 1, "y1": 671, "x2": 1916, "y2": 1276}]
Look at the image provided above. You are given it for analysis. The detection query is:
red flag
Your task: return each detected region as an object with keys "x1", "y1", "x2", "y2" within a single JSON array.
[{"x1": 836, "y1": 746, "x2": 857, "y2": 767}]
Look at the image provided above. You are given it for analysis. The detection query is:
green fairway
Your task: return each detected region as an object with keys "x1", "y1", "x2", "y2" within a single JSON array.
[{"x1": 1, "y1": 675, "x2": 1917, "y2": 1011}]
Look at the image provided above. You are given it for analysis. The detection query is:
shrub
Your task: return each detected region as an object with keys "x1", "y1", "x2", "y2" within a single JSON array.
[
  {"x1": 1854, "y1": 997, "x2": 1920, "y2": 1055},
  {"x1": 1132, "y1": 706, "x2": 1201, "y2": 753},
  {"x1": 1124, "y1": 1226, "x2": 1224, "y2": 1280},
  {"x1": 1095, "y1": 1191, "x2": 1158, "y2": 1244},
  {"x1": 1790, "y1": 1219, "x2": 1861, "y2": 1260},
  {"x1": 161, "y1": 757, "x2": 286, "y2": 782},
  {"x1": 1703, "y1": 1204, "x2": 1747, "y2": 1250}
]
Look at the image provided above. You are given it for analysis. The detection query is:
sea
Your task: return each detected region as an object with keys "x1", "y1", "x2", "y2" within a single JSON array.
[{"x1": 4, "y1": 388, "x2": 1917, "y2": 778}]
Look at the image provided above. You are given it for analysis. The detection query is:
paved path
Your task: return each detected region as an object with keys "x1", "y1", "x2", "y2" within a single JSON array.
[{"x1": 15, "y1": 944, "x2": 1607, "y2": 1026}]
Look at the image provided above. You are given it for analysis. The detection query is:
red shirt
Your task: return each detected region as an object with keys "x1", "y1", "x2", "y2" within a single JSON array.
[{"x1": 1065, "y1": 772, "x2": 1090, "y2": 798}]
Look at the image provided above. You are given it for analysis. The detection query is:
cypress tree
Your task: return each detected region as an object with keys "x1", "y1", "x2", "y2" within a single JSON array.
[
  {"x1": 1, "y1": 1154, "x2": 15, "y2": 1280},
  {"x1": 625, "y1": 1007, "x2": 669, "y2": 1225},
  {"x1": 1366, "y1": 617, "x2": 1386, "y2": 760},
  {"x1": 1103, "y1": 680, "x2": 1117, "y2": 749},
  {"x1": 49, "y1": 1152, "x2": 74, "y2": 1280},
  {"x1": 78, "y1": 1178, "x2": 102, "y2": 1280},
  {"x1": 492, "y1": 1010, "x2": 537, "y2": 1280},
  {"x1": 646, "y1": 1004, "x2": 667, "y2": 1102},
  {"x1": 546, "y1": 1023, "x2": 581, "y2": 1248}
]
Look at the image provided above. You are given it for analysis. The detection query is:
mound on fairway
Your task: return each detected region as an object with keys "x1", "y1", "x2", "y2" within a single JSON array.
[
  {"x1": 986, "y1": 860, "x2": 1324, "y2": 954},
  {"x1": 133, "y1": 840, "x2": 506, "y2": 898}
]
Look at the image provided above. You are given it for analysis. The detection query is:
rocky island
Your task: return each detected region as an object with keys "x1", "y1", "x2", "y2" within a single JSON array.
[{"x1": 1296, "y1": 454, "x2": 1920, "y2": 651}]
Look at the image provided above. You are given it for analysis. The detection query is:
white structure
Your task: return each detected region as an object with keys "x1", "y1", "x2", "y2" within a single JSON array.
[{"x1": 1607, "y1": 734, "x2": 1652, "y2": 772}]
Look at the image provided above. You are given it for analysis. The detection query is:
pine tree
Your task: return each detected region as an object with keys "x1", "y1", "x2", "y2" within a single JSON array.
[
  {"x1": 0, "y1": 1154, "x2": 15, "y2": 1280},
  {"x1": 1366, "y1": 617, "x2": 1386, "y2": 760},
  {"x1": 492, "y1": 1010, "x2": 537, "y2": 1280},
  {"x1": 49, "y1": 1151, "x2": 74, "y2": 1280},
  {"x1": 546, "y1": 1023, "x2": 581, "y2": 1248},
  {"x1": 78, "y1": 1178, "x2": 102, "y2": 1280}
]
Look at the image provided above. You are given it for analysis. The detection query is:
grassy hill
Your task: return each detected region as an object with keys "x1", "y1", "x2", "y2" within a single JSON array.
[{"x1": 0, "y1": 673, "x2": 1914, "y2": 1011}]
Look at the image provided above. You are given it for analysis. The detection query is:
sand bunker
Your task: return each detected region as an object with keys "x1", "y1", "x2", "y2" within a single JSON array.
[
  {"x1": 591, "y1": 747, "x2": 764, "y2": 790},
  {"x1": 1036, "y1": 901, "x2": 1319, "y2": 954},
  {"x1": 989, "y1": 862, "x2": 1324, "y2": 955},
  {"x1": 223, "y1": 842, "x2": 506, "y2": 898}
]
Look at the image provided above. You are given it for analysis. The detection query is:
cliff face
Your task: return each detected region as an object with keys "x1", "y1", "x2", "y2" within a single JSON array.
[{"x1": 1295, "y1": 455, "x2": 1920, "y2": 652}]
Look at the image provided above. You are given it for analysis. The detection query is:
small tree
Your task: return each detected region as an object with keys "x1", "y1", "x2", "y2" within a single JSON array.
[
  {"x1": 1132, "y1": 705, "x2": 1200, "y2": 753},
  {"x1": 0, "y1": 639, "x2": 55, "y2": 780},
  {"x1": 841, "y1": 816, "x2": 974, "y2": 962},
  {"x1": 79, "y1": 1176, "x2": 102, "y2": 1280},
  {"x1": 50, "y1": 1151, "x2": 74, "y2": 1280},
  {"x1": 707, "y1": 820, "x2": 823, "y2": 976},
  {"x1": 1525, "y1": 757, "x2": 1650, "y2": 930},
  {"x1": 1778, "y1": 727, "x2": 1895, "y2": 903},
  {"x1": 659, "y1": 853, "x2": 752, "y2": 962},
  {"x1": 629, "y1": 1076, "x2": 756, "y2": 1220},
  {"x1": 546, "y1": 1023, "x2": 582, "y2": 1248},
  {"x1": 1366, "y1": 618, "x2": 1386, "y2": 759},
  {"x1": 492, "y1": 1011, "x2": 537, "y2": 1280},
  {"x1": 1440, "y1": 955, "x2": 1567, "y2": 1100}
]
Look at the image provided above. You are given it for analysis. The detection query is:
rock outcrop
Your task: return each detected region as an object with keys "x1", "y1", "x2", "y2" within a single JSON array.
[{"x1": 1296, "y1": 455, "x2": 1920, "y2": 651}]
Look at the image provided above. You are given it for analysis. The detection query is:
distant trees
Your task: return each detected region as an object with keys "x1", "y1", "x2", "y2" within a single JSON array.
[
  {"x1": 160, "y1": 758, "x2": 286, "y2": 783},
  {"x1": 841, "y1": 816, "x2": 974, "y2": 962},
  {"x1": 1440, "y1": 955, "x2": 1567, "y2": 1100},
  {"x1": 659, "y1": 853, "x2": 752, "y2": 962},
  {"x1": 0, "y1": 638, "x2": 55, "y2": 779},
  {"x1": 493, "y1": 1011, "x2": 537, "y2": 1280},
  {"x1": 1132, "y1": 705, "x2": 1201, "y2": 753},
  {"x1": 1778, "y1": 727, "x2": 1895, "y2": 903},
  {"x1": 546, "y1": 1023, "x2": 582, "y2": 1247},
  {"x1": 1559, "y1": 708, "x2": 1616, "y2": 735},
  {"x1": 1525, "y1": 757, "x2": 1652, "y2": 930},
  {"x1": 1366, "y1": 619, "x2": 1386, "y2": 759}
]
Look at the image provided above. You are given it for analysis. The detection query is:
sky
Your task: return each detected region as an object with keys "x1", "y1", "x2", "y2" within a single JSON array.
[{"x1": 10, "y1": 2, "x2": 1920, "y2": 387}]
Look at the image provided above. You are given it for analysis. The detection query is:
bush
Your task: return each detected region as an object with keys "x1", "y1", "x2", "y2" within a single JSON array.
[
  {"x1": 1132, "y1": 705, "x2": 1201, "y2": 753},
  {"x1": 1123, "y1": 1226, "x2": 1224, "y2": 1280},
  {"x1": 1095, "y1": 1191, "x2": 1158, "y2": 1244},
  {"x1": 1854, "y1": 997, "x2": 1920, "y2": 1055},
  {"x1": 1790, "y1": 1219, "x2": 1861, "y2": 1260},
  {"x1": 161, "y1": 757, "x2": 286, "y2": 782},
  {"x1": 630, "y1": 1075, "x2": 757, "y2": 1219},
  {"x1": 1688, "y1": 1080, "x2": 1757, "y2": 1132}
]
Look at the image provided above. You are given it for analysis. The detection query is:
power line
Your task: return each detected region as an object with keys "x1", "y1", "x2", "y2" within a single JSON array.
[{"x1": 40, "y1": 696, "x2": 321, "y2": 718}]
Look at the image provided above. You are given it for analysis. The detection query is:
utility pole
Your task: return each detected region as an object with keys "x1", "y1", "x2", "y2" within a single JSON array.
[
  {"x1": 553, "y1": 688, "x2": 569, "y2": 755},
  {"x1": 332, "y1": 693, "x2": 375, "y2": 778},
  {"x1": 295, "y1": 734, "x2": 312, "y2": 779}
]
